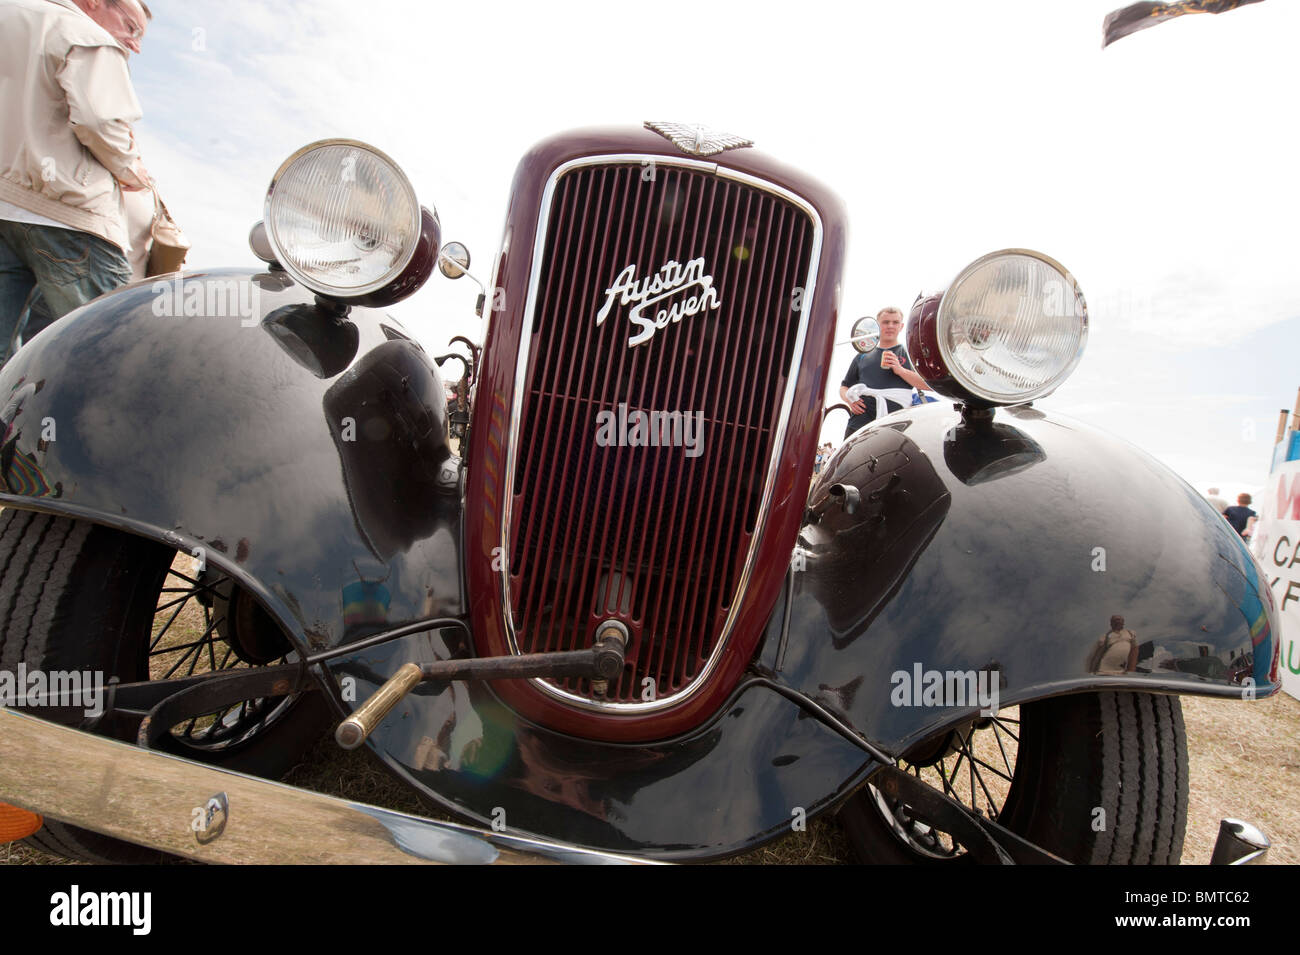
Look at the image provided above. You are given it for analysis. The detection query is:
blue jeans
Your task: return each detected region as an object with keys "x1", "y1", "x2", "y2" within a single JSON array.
[{"x1": 0, "y1": 220, "x2": 131, "y2": 365}]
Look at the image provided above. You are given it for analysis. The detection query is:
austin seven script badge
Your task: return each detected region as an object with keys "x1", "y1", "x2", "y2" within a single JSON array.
[{"x1": 596, "y1": 257, "x2": 722, "y2": 348}]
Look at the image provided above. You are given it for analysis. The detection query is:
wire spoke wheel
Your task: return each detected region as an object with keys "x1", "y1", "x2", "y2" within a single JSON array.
[
  {"x1": 146, "y1": 553, "x2": 298, "y2": 751},
  {"x1": 840, "y1": 692, "x2": 1188, "y2": 865},
  {"x1": 0, "y1": 511, "x2": 333, "y2": 862},
  {"x1": 866, "y1": 710, "x2": 1021, "y2": 859}
]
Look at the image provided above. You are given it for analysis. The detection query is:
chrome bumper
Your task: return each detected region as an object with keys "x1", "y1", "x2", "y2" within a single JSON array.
[
  {"x1": 2, "y1": 706, "x2": 1271, "y2": 865},
  {"x1": 0, "y1": 708, "x2": 655, "y2": 865}
]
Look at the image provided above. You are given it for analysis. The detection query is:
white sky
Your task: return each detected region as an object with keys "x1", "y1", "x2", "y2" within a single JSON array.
[{"x1": 128, "y1": 0, "x2": 1300, "y2": 498}]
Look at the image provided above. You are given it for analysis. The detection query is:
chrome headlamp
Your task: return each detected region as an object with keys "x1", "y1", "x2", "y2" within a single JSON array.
[
  {"x1": 908, "y1": 249, "x2": 1088, "y2": 406},
  {"x1": 262, "y1": 139, "x2": 439, "y2": 306}
]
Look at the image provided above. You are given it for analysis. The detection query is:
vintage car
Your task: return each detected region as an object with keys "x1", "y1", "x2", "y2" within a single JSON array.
[{"x1": 0, "y1": 123, "x2": 1280, "y2": 865}]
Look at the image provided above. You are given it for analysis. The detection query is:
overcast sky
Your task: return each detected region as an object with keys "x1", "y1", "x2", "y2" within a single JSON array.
[{"x1": 126, "y1": 0, "x2": 1299, "y2": 498}]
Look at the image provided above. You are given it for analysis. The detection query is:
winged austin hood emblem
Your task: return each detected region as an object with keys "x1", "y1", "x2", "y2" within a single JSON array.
[{"x1": 644, "y1": 121, "x2": 754, "y2": 157}]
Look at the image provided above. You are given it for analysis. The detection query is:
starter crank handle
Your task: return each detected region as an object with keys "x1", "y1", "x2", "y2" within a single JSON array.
[
  {"x1": 333, "y1": 625, "x2": 627, "y2": 750},
  {"x1": 335, "y1": 662, "x2": 422, "y2": 750}
]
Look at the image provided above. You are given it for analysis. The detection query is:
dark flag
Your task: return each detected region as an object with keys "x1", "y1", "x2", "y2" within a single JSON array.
[{"x1": 1102, "y1": 0, "x2": 1267, "y2": 47}]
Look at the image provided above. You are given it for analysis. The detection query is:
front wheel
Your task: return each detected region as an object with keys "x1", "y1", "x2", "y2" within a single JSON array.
[
  {"x1": 0, "y1": 509, "x2": 332, "y2": 863},
  {"x1": 838, "y1": 692, "x2": 1188, "y2": 864}
]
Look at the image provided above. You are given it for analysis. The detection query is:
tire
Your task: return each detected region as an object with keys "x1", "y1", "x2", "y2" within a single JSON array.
[
  {"x1": 0, "y1": 509, "x2": 332, "y2": 863},
  {"x1": 839, "y1": 692, "x2": 1188, "y2": 865}
]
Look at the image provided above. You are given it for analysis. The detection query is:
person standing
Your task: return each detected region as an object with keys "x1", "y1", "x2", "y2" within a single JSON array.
[
  {"x1": 1223, "y1": 493, "x2": 1257, "y2": 540},
  {"x1": 91, "y1": 0, "x2": 163, "y2": 284},
  {"x1": 0, "y1": 0, "x2": 153, "y2": 360},
  {"x1": 1205, "y1": 487, "x2": 1229, "y2": 513},
  {"x1": 838, "y1": 306, "x2": 928, "y2": 439}
]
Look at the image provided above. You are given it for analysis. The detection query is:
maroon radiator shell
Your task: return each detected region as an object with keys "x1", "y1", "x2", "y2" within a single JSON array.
[{"x1": 464, "y1": 126, "x2": 847, "y2": 742}]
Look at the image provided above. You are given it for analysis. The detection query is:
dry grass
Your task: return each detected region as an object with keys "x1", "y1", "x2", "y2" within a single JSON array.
[
  {"x1": 3, "y1": 841, "x2": 74, "y2": 865},
  {"x1": 1181, "y1": 692, "x2": 1300, "y2": 865},
  {"x1": 5, "y1": 553, "x2": 1297, "y2": 864}
]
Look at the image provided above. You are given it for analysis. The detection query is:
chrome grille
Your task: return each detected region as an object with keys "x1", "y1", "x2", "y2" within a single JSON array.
[{"x1": 506, "y1": 159, "x2": 816, "y2": 707}]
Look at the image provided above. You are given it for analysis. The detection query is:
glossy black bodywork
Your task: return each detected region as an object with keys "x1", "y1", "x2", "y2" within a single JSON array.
[
  {"x1": 0, "y1": 270, "x2": 462, "y2": 658},
  {"x1": 0, "y1": 275, "x2": 1278, "y2": 859},
  {"x1": 778, "y1": 403, "x2": 1279, "y2": 754},
  {"x1": 339, "y1": 627, "x2": 874, "y2": 859},
  {"x1": 326, "y1": 399, "x2": 1279, "y2": 858}
]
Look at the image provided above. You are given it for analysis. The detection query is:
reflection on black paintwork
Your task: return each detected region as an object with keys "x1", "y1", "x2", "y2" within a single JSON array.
[
  {"x1": 776, "y1": 403, "x2": 1281, "y2": 761},
  {"x1": 0, "y1": 376, "x2": 59, "y2": 497},
  {"x1": 342, "y1": 562, "x2": 391, "y2": 631},
  {"x1": 323, "y1": 339, "x2": 450, "y2": 562},
  {"x1": 943, "y1": 417, "x2": 1046, "y2": 486},
  {"x1": 1159, "y1": 643, "x2": 1228, "y2": 680},
  {"x1": 803, "y1": 426, "x2": 951, "y2": 650},
  {"x1": 1089, "y1": 614, "x2": 1139, "y2": 674},
  {"x1": 250, "y1": 269, "x2": 295, "y2": 293},
  {"x1": 396, "y1": 680, "x2": 866, "y2": 856},
  {"x1": 0, "y1": 271, "x2": 462, "y2": 654},
  {"x1": 1204, "y1": 546, "x2": 1276, "y2": 686},
  {"x1": 262, "y1": 303, "x2": 360, "y2": 378}
]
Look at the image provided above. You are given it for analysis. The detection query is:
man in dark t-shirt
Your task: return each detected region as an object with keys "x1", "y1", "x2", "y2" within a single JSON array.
[
  {"x1": 1223, "y1": 493, "x2": 1257, "y2": 539},
  {"x1": 838, "y1": 307, "x2": 928, "y2": 438}
]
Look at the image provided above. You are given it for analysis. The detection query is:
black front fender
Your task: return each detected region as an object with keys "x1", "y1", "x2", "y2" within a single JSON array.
[
  {"x1": 767, "y1": 402, "x2": 1281, "y2": 755},
  {"x1": 0, "y1": 270, "x2": 462, "y2": 656}
]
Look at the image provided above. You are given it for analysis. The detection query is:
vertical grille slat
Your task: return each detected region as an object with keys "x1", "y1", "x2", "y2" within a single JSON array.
[
  {"x1": 639, "y1": 172, "x2": 736, "y2": 689},
  {"x1": 514, "y1": 172, "x2": 583, "y2": 582},
  {"x1": 542, "y1": 169, "x2": 618, "y2": 656},
  {"x1": 562, "y1": 167, "x2": 656, "y2": 658},
  {"x1": 701, "y1": 195, "x2": 789, "y2": 676},
  {"x1": 522, "y1": 167, "x2": 613, "y2": 654},
  {"x1": 677, "y1": 188, "x2": 772, "y2": 682},
  {"x1": 548, "y1": 167, "x2": 642, "y2": 660},
  {"x1": 627, "y1": 170, "x2": 709, "y2": 687},
  {"x1": 623, "y1": 170, "x2": 713, "y2": 688},
  {"x1": 507, "y1": 161, "x2": 815, "y2": 706},
  {"x1": 662, "y1": 182, "x2": 757, "y2": 689},
  {"x1": 593, "y1": 166, "x2": 668, "y2": 623},
  {"x1": 517, "y1": 172, "x2": 587, "y2": 649}
]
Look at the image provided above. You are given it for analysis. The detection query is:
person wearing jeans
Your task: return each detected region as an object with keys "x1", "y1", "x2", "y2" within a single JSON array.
[
  {"x1": 0, "y1": 0, "x2": 152, "y2": 365},
  {"x1": 0, "y1": 222, "x2": 133, "y2": 360}
]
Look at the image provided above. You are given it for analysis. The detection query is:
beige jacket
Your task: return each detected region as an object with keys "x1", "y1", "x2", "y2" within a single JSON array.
[
  {"x1": 0, "y1": 0, "x2": 146, "y2": 253},
  {"x1": 122, "y1": 185, "x2": 153, "y2": 279}
]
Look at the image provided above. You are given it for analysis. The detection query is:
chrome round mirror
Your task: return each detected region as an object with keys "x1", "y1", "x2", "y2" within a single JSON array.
[
  {"x1": 850, "y1": 316, "x2": 880, "y2": 353},
  {"x1": 438, "y1": 241, "x2": 471, "y2": 280}
]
